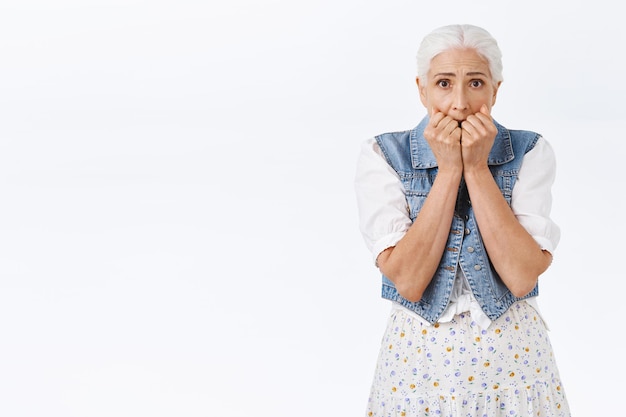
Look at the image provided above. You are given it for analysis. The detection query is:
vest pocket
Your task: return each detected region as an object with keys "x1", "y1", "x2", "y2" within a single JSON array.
[
  {"x1": 490, "y1": 169, "x2": 516, "y2": 204},
  {"x1": 405, "y1": 193, "x2": 427, "y2": 221}
]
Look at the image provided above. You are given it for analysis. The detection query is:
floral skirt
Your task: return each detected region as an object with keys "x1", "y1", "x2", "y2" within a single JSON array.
[{"x1": 365, "y1": 302, "x2": 570, "y2": 417}]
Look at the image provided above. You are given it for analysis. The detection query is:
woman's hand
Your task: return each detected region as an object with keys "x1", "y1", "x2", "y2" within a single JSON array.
[
  {"x1": 424, "y1": 111, "x2": 463, "y2": 173},
  {"x1": 460, "y1": 104, "x2": 498, "y2": 173}
]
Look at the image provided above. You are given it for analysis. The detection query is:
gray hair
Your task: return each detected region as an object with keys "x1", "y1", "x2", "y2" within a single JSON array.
[{"x1": 416, "y1": 24, "x2": 503, "y2": 86}]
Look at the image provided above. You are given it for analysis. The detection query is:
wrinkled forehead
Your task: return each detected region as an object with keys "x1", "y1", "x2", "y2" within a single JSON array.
[{"x1": 427, "y1": 48, "x2": 493, "y2": 78}]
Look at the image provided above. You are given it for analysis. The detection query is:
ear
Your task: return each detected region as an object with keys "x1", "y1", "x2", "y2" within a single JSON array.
[{"x1": 416, "y1": 77, "x2": 428, "y2": 108}]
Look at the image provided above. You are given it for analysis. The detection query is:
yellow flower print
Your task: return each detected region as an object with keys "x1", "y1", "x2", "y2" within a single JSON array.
[
  {"x1": 494, "y1": 328, "x2": 501, "y2": 334},
  {"x1": 475, "y1": 336, "x2": 481, "y2": 342},
  {"x1": 509, "y1": 372, "x2": 515, "y2": 377},
  {"x1": 493, "y1": 384, "x2": 499, "y2": 390},
  {"x1": 434, "y1": 323, "x2": 440, "y2": 328},
  {"x1": 410, "y1": 384, "x2": 416, "y2": 390},
  {"x1": 468, "y1": 376, "x2": 475, "y2": 382},
  {"x1": 483, "y1": 362, "x2": 490, "y2": 368},
  {"x1": 446, "y1": 346, "x2": 452, "y2": 352},
  {"x1": 392, "y1": 386, "x2": 397, "y2": 392},
  {"x1": 400, "y1": 332, "x2": 405, "y2": 338},
  {"x1": 433, "y1": 381, "x2": 439, "y2": 387},
  {"x1": 422, "y1": 329, "x2": 428, "y2": 335}
]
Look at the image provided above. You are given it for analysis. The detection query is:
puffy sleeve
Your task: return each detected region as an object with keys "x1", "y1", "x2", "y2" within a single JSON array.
[
  {"x1": 511, "y1": 136, "x2": 561, "y2": 254},
  {"x1": 354, "y1": 138, "x2": 412, "y2": 265}
]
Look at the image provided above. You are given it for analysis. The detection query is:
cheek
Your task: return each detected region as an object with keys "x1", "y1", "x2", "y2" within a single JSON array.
[
  {"x1": 470, "y1": 93, "x2": 493, "y2": 110},
  {"x1": 429, "y1": 97, "x2": 452, "y2": 114},
  {"x1": 421, "y1": 90, "x2": 443, "y2": 109}
]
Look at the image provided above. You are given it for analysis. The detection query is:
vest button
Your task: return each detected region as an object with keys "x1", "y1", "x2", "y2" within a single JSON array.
[
  {"x1": 474, "y1": 265, "x2": 481, "y2": 271},
  {"x1": 467, "y1": 246, "x2": 475, "y2": 253},
  {"x1": 464, "y1": 228, "x2": 470, "y2": 235}
]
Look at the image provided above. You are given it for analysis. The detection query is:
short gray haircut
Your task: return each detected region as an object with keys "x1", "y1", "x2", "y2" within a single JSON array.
[{"x1": 416, "y1": 24, "x2": 503, "y2": 86}]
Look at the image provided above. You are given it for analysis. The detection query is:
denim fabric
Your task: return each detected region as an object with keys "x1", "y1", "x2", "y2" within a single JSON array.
[{"x1": 375, "y1": 116, "x2": 541, "y2": 324}]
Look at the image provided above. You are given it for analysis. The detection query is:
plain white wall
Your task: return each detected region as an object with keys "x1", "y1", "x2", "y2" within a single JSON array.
[{"x1": 0, "y1": 1, "x2": 622, "y2": 415}]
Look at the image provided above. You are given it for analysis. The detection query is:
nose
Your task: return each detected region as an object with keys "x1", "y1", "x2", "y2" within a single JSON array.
[{"x1": 451, "y1": 86, "x2": 469, "y2": 111}]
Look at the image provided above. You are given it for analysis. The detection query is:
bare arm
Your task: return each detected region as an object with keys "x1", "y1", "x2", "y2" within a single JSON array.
[
  {"x1": 377, "y1": 170, "x2": 461, "y2": 301},
  {"x1": 461, "y1": 106, "x2": 552, "y2": 297},
  {"x1": 377, "y1": 113, "x2": 463, "y2": 302},
  {"x1": 463, "y1": 167, "x2": 552, "y2": 296}
]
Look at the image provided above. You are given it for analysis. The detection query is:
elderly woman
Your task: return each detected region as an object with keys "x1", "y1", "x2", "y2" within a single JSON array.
[{"x1": 355, "y1": 24, "x2": 571, "y2": 416}]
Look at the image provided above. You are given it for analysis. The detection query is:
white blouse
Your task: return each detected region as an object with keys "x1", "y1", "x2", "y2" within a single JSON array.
[{"x1": 355, "y1": 134, "x2": 561, "y2": 329}]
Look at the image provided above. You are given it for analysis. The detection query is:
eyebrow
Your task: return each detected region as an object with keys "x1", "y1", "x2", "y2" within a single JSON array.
[{"x1": 433, "y1": 71, "x2": 489, "y2": 78}]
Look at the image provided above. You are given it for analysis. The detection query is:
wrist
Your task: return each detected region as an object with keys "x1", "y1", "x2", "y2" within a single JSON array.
[
  {"x1": 463, "y1": 164, "x2": 491, "y2": 182},
  {"x1": 435, "y1": 166, "x2": 463, "y2": 184}
]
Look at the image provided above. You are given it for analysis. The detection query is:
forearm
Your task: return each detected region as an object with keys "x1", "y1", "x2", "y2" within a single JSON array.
[
  {"x1": 464, "y1": 167, "x2": 552, "y2": 297},
  {"x1": 377, "y1": 169, "x2": 462, "y2": 301}
]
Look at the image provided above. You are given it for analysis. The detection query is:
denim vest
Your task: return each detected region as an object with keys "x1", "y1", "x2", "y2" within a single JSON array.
[{"x1": 375, "y1": 116, "x2": 541, "y2": 324}]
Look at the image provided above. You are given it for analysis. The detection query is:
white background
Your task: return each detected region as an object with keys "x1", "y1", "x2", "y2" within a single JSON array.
[{"x1": 0, "y1": 1, "x2": 623, "y2": 415}]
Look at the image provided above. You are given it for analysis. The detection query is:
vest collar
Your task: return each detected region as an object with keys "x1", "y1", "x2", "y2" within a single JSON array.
[{"x1": 410, "y1": 116, "x2": 514, "y2": 169}]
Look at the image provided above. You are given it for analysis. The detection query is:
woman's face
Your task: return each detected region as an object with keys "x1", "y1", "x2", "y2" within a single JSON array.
[{"x1": 417, "y1": 48, "x2": 500, "y2": 121}]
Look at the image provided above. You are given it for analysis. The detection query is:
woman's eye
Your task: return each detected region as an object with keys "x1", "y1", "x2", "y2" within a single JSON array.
[
  {"x1": 437, "y1": 80, "x2": 450, "y2": 88},
  {"x1": 470, "y1": 80, "x2": 483, "y2": 88}
]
